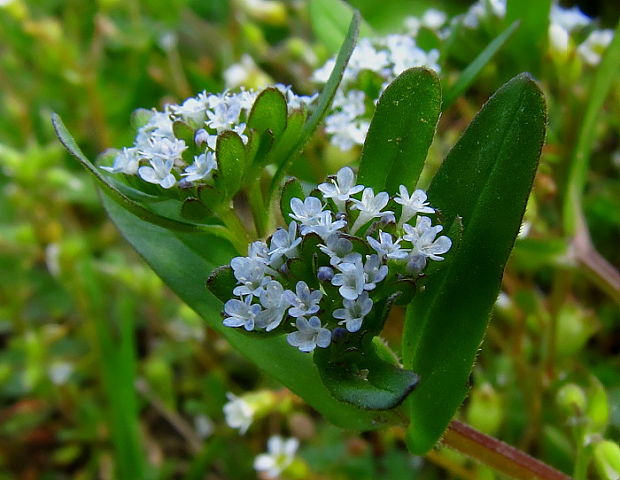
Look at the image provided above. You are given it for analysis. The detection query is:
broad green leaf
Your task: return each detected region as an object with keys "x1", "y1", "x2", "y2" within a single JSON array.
[
  {"x1": 181, "y1": 198, "x2": 211, "y2": 222},
  {"x1": 443, "y1": 20, "x2": 520, "y2": 109},
  {"x1": 270, "y1": 11, "x2": 360, "y2": 196},
  {"x1": 309, "y1": 0, "x2": 373, "y2": 54},
  {"x1": 102, "y1": 194, "x2": 402, "y2": 430},
  {"x1": 206, "y1": 265, "x2": 237, "y2": 303},
  {"x1": 271, "y1": 109, "x2": 307, "y2": 169},
  {"x1": 505, "y1": 0, "x2": 551, "y2": 73},
  {"x1": 216, "y1": 131, "x2": 246, "y2": 198},
  {"x1": 51, "y1": 113, "x2": 230, "y2": 239},
  {"x1": 247, "y1": 87, "x2": 288, "y2": 139},
  {"x1": 403, "y1": 73, "x2": 546, "y2": 454},
  {"x1": 357, "y1": 68, "x2": 441, "y2": 195}
]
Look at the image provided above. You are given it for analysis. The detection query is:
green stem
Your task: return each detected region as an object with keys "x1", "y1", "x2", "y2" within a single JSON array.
[
  {"x1": 248, "y1": 180, "x2": 268, "y2": 238},
  {"x1": 216, "y1": 207, "x2": 250, "y2": 254},
  {"x1": 442, "y1": 420, "x2": 571, "y2": 480},
  {"x1": 563, "y1": 20, "x2": 620, "y2": 235}
]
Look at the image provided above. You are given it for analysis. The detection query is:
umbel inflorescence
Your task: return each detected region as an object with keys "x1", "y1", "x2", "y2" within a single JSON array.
[{"x1": 214, "y1": 167, "x2": 451, "y2": 353}]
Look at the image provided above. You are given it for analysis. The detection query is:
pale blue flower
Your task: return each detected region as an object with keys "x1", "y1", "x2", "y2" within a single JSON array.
[
  {"x1": 284, "y1": 281, "x2": 322, "y2": 318},
  {"x1": 367, "y1": 231, "x2": 409, "y2": 260},
  {"x1": 394, "y1": 185, "x2": 435, "y2": 227},
  {"x1": 223, "y1": 296, "x2": 262, "y2": 331},
  {"x1": 333, "y1": 291, "x2": 373, "y2": 332},
  {"x1": 403, "y1": 216, "x2": 452, "y2": 271},
  {"x1": 319, "y1": 234, "x2": 353, "y2": 266},
  {"x1": 182, "y1": 152, "x2": 217, "y2": 183},
  {"x1": 289, "y1": 196, "x2": 324, "y2": 225},
  {"x1": 363, "y1": 254, "x2": 388, "y2": 290},
  {"x1": 268, "y1": 221, "x2": 301, "y2": 268},
  {"x1": 350, "y1": 188, "x2": 392, "y2": 234},
  {"x1": 286, "y1": 316, "x2": 331, "y2": 353},
  {"x1": 101, "y1": 147, "x2": 140, "y2": 175},
  {"x1": 331, "y1": 254, "x2": 366, "y2": 300},
  {"x1": 255, "y1": 280, "x2": 288, "y2": 331},
  {"x1": 318, "y1": 166, "x2": 364, "y2": 211},
  {"x1": 231, "y1": 257, "x2": 270, "y2": 297},
  {"x1": 138, "y1": 158, "x2": 176, "y2": 189}
]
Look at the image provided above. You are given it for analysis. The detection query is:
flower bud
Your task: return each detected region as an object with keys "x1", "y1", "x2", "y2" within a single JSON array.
[
  {"x1": 317, "y1": 266, "x2": 334, "y2": 282},
  {"x1": 556, "y1": 383, "x2": 587, "y2": 418},
  {"x1": 593, "y1": 440, "x2": 620, "y2": 480},
  {"x1": 194, "y1": 128, "x2": 209, "y2": 148}
]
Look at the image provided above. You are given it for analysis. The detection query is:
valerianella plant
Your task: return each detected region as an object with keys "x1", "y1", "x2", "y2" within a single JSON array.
[{"x1": 53, "y1": 11, "x2": 551, "y2": 472}]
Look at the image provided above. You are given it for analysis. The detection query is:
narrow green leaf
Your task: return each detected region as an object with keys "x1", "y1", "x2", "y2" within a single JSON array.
[
  {"x1": 309, "y1": 0, "x2": 373, "y2": 53},
  {"x1": 102, "y1": 194, "x2": 401, "y2": 430},
  {"x1": 563, "y1": 22, "x2": 620, "y2": 235},
  {"x1": 51, "y1": 113, "x2": 226, "y2": 236},
  {"x1": 403, "y1": 74, "x2": 546, "y2": 454},
  {"x1": 247, "y1": 87, "x2": 288, "y2": 139},
  {"x1": 357, "y1": 68, "x2": 441, "y2": 195},
  {"x1": 443, "y1": 20, "x2": 520, "y2": 109},
  {"x1": 215, "y1": 131, "x2": 246, "y2": 198},
  {"x1": 270, "y1": 11, "x2": 360, "y2": 196}
]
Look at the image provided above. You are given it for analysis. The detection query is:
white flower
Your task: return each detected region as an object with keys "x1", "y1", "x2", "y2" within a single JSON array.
[
  {"x1": 181, "y1": 152, "x2": 217, "y2": 183},
  {"x1": 318, "y1": 166, "x2": 364, "y2": 211},
  {"x1": 283, "y1": 281, "x2": 322, "y2": 318},
  {"x1": 139, "y1": 137, "x2": 187, "y2": 167},
  {"x1": 550, "y1": 4, "x2": 590, "y2": 32},
  {"x1": 138, "y1": 158, "x2": 176, "y2": 189},
  {"x1": 248, "y1": 241, "x2": 270, "y2": 263},
  {"x1": 268, "y1": 221, "x2": 302, "y2": 267},
  {"x1": 231, "y1": 257, "x2": 270, "y2": 297},
  {"x1": 289, "y1": 196, "x2": 324, "y2": 225},
  {"x1": 169, "y1": 95, "x2": 208, "y2": 125},
  {"x1": 48, "y1": 361, "x2": 74, "y2": 385},
  {"x1": 333, "y1": 291, "x2": 373, "y2": 332},
  {"x1": 350, "y1": 188, "x2": 392, "y2": 234},
  {"x1": 137, "y1": 111, "x2": 175, "y2": 141},
  {"x1": 302, "y1": 211, "x2": 347, "y2": 239},
  {"x1": 101, "y1": 147, "x2": 140, "y2": 175},
  {"x1": 331, "y1": 254, "x2": 366, "y2": 300},
  {"x1": 324, "y1": 111, "x2": 369, "y2": 151},
  {"x1": 395, "y1": 185, "x2": 435, "y2": 227},
  {"x1": 275, "y1": 83, "x2": 318, "y2": 110},
  {"x1": 363, "y1": 254, "x2": 388, "y2": 290},
  {"x1": 549, "y1": 23, "x2": 570, "y2": 55},
  {"x1": 578, "y1": 29, "x2": 613, "y2": 66},
  {"x1": 286, "y1": 316, "x2": 331, "y2": 353},
  {"x1": 312, "y1": 58, "x2": 336, "y2": 83},
  {"x1": 348, "y1": 38, "x2": 390, "y2": 76},
  {"x1": 403, "y1": 216, "x2": 452, "y2": 271},
  {"x1": 223, "y1": 54, "x2": 259, "y2": 88},
  {"x1": 223, "y1": 392, "x2": 254, "y2": 434},
  {"x1": 255, "y1": 280, "x2": 289, "y2": 331},
  {"x1": 367, "y1": 231, "x2": 409, "y2": 260},
  {"x1": 207, "y1": 98, "x2": 242, "y2": 131},
  {"x1": 254, "y1": 436, "x2": 299, "y2": 479},
  {"x1": 319, "y1": 234, "x2": 353, "y2": 266},
  {"x1": 223, "y1": 296, "x2": 262, "y2": 331}
]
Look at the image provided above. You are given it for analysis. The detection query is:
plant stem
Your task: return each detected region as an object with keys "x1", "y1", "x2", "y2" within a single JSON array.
[
  {"x1": 216, "y1": 207, "x2": 250, "y2": 254},
  {"x1": 247, "y1": 180, "x2": 267, "y2": 238},
  {"x1": 442, "y1": 420, "x2": 571, "y2": 480}
]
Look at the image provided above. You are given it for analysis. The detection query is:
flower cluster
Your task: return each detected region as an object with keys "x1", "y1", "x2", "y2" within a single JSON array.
[
  {"x1": 220, "y1": 167, "x2": 451, "y2": 353},
  {"x1": 100, "y1": 85, "x2": 315, "y2": 189},
  {"x1": 313, "y1": 36, "x2": 441, "y2": 151}
]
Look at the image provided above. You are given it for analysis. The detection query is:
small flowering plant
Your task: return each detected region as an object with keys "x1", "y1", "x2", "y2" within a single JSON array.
[
  {"x1": 53, "y1": 11, "x2": 547, "y2": 459},
  {"x1": 207, "y1": 166, "x2": 451, "y2": 407}
]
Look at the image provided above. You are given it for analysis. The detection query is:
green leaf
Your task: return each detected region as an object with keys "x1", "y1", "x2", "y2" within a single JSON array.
[
  {"x1": 181, "y1": 198, "x2": 211, "y2": 222},
  {"x1": 206, "y1": 266, "x2": 236, "y2": 303},
  {"x1": 51, "y1": 113, "x2": 226, "y2": 236},
  {"x1": 247, "y1": 87, "x2": 288, "y2": 139},
  {"x1": 271, "y1": 109, "x2": 307, "y2": 169},
  {"x1": 357, "y1": 68, "x2": 441, "y2": 195},
  {"x1": 102, "y1": 194, "x2": 402, "y2": 430},
  {"x1": 402, "y1": 73, "x2": 547, "y2": 454},
  {"x1": 270, "y1": 11, "x2": 360, "y2": 196},
  {"x1": 314, "y1": 295, "x2": 419, "y2": 410},
  {"x1": 443, "y1": 20, "x2": 520, "y2": 109},
  {"x1": 216, "y1": 131, "x2": 247, "y2": 198},
  {"x1": 280, "y1": 177, "x2": 305, "y2": 225},
  {"x1": 309, "y1": 0, "x2": 373, "y2": 54}
]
